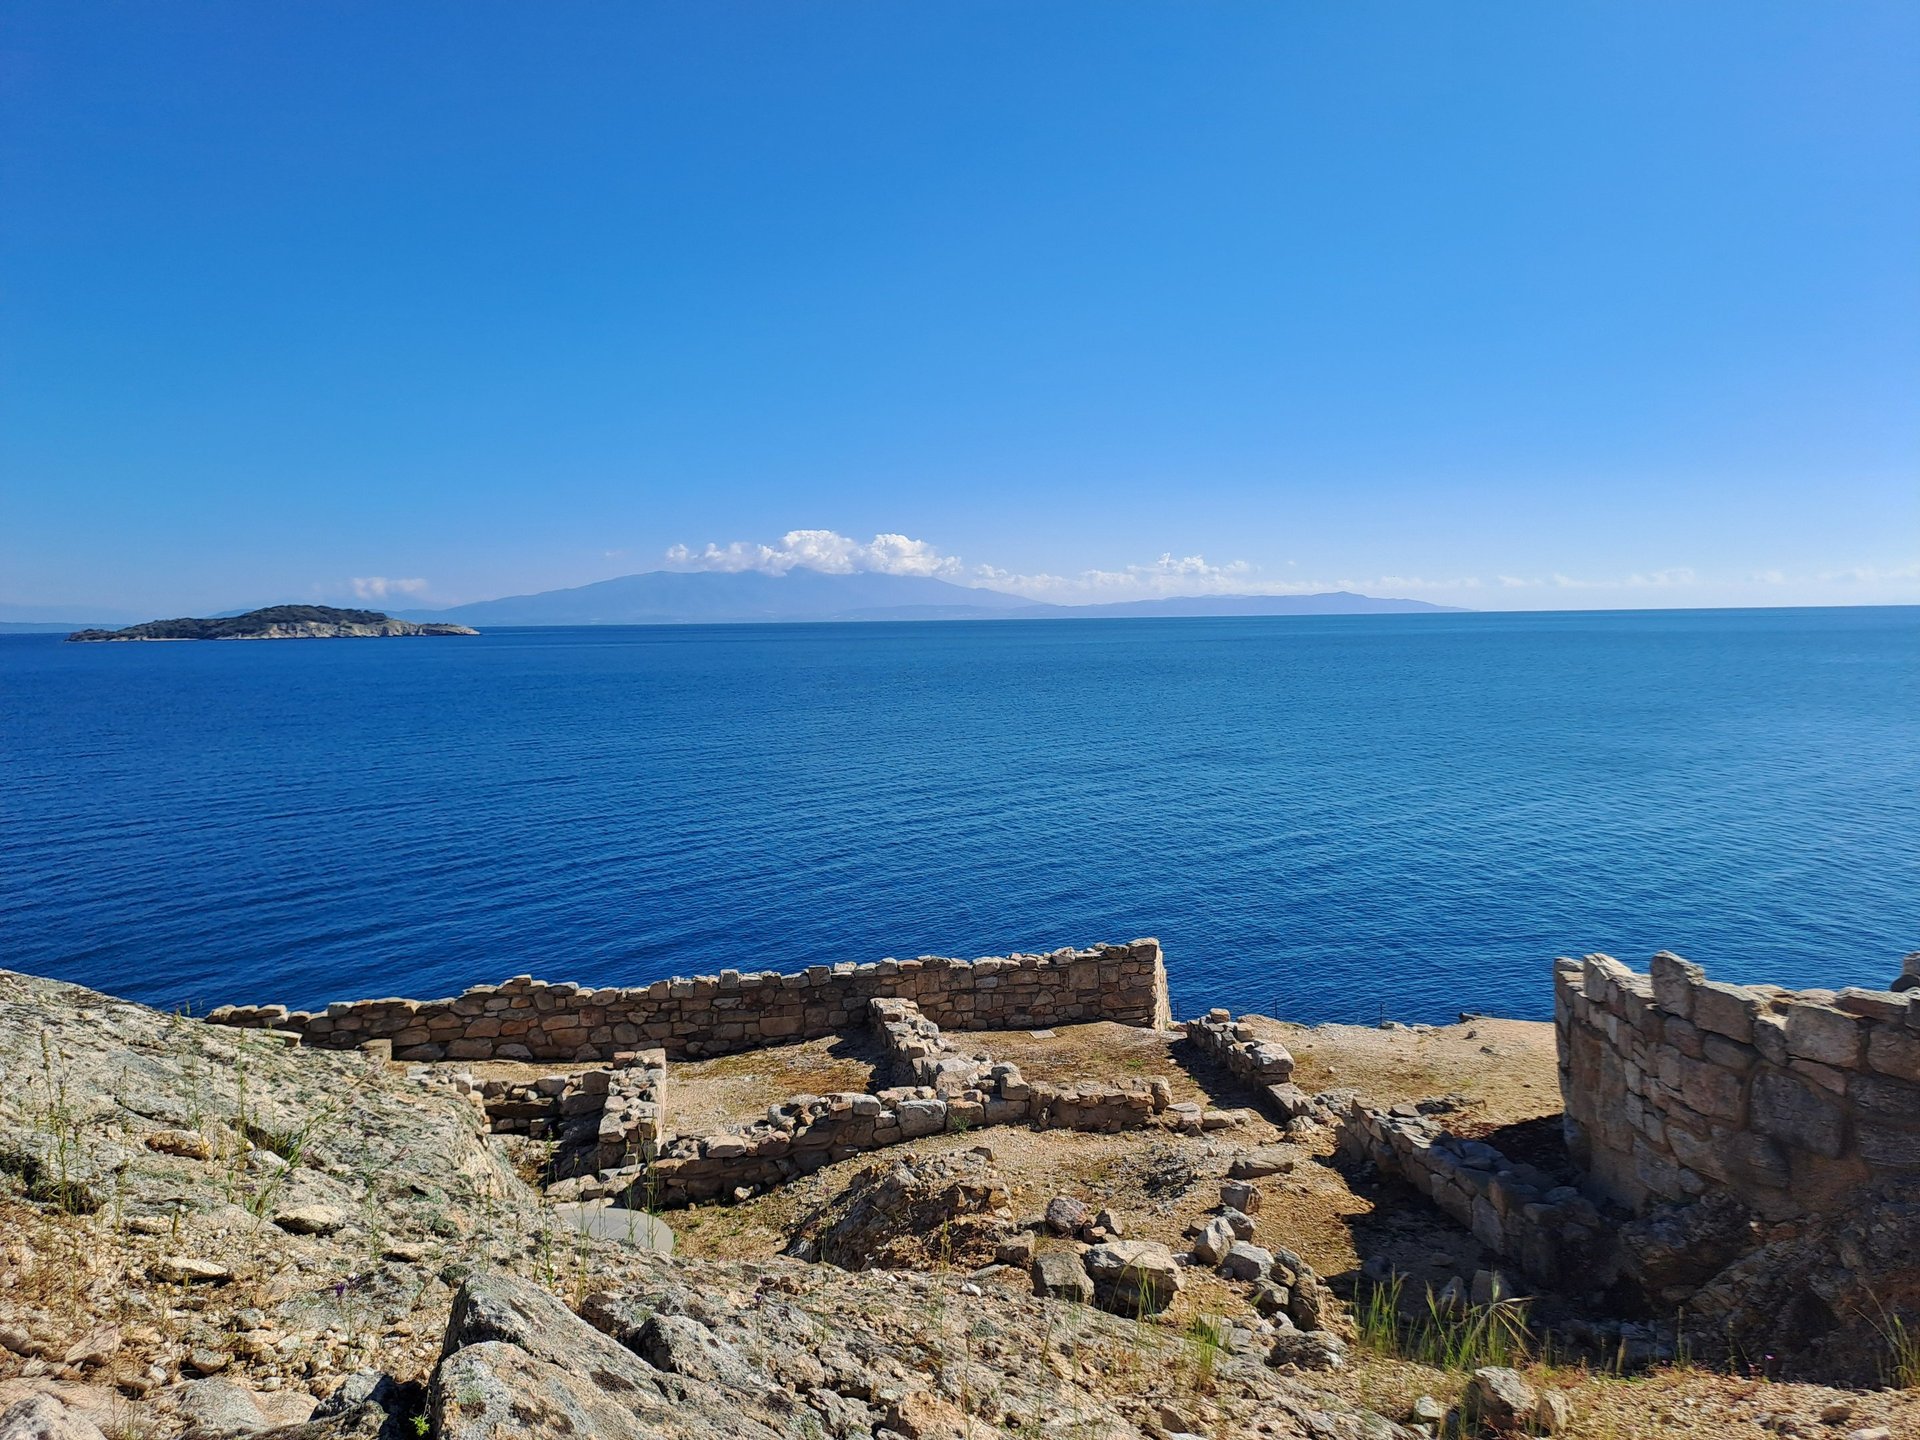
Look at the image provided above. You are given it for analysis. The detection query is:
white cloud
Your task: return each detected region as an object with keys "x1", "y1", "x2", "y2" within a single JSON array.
[
  {"x1": 1490, "y1": 567, "x2": 1699, "y2": 592},
  {"x1": 666, "y1": 529, "x2": 963, "y2": 579},
  {"x1": 1815, "y1": 562, "x2": 1920, "y2": 584},
  {"x1": 350, "y1": 576, "x2": 429, "y2": 600},
  {"x1": 973, "y1": 553, "x2": 1280, "y2": 599},
  {"x1": 671, "y1": 531, "x2": 1500, "y2": 603}
]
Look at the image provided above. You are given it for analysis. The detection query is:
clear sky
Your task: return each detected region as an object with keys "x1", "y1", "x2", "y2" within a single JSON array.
[{"x1": 2, "y1": 2, "x2": 1915, "y2": 616}]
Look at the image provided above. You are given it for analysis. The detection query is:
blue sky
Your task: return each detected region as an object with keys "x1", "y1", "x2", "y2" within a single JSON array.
[{"x1": 2, "y1": 2, "x2": 1915, "y2": 616}]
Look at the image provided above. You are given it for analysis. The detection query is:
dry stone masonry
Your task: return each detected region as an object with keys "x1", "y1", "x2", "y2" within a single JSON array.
[
  {"x1": 1335, "y1": 1100, "x2": 1613, "y2": 1291},
  {"x1": 208, "y1": 940, "x2": 1171, "y2": 1062},
  {"x1": 567, "y1": 995, "x2": 1170, "y2": 1209},
  {"x1": 1186, "y1": 1009, "x2": 1312, "y2": 1121},
  {"x1": 1557, "y1": 951, "x2": 1920, "y2": 1220}
]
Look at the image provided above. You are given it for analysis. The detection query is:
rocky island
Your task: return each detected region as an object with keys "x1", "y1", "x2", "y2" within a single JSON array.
[{"x1": 66, "y1": 605, "x2": 478, "y2": 642}]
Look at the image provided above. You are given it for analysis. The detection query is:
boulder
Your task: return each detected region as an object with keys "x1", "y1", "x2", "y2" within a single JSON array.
[
  {"x1": 785, "y1": 1152, "x2": 1010, "y2": 1270},
  {"x1": 1411, "y1": 1395, "x2": 1447, "y2": 1426},
  {"x1": 1032, "y1": 1251, "x2": 1094, "y2": 1304},
  {"x1": 1191, "y1": 1217, "x2": 1234, "y2": 1267},
  {"x1": 1220, "y1": 1180, "x2": 1262, "y2": 1214},
  {"x1": 1534, "y1": 1388, "x2": 1573, "y2": 1434},
  {"x1": 433, "y1": 1341, "x2": 660, "y2": 1440},
  {"x1": 1222, "y1": 1242, "x2": 1273, "y2": 1282},
  {"x1": 1251, "y1": 1280, "x2": 1291, "y2": 1318},
  {"x1": 0, "y1": 1396, "x2": 107, "y2": 1440},
  {"x1": 273, "y1": 1205, "x2": 346, "y2": 1237},
  {"x1": 1082, "y1": 1241, "x2": 1181, "y2": 1316},
  {"x1": 1228, "y1": 1148, "x2": 1298, "y2": 1180},
  {"x1": 174, "y1": 1378, "x2": 267, "y2": 1435},
  {"x1": 551, "y1": 1204, "x2": 673, "y2": 1253},
  {"x1": 1462, "y1": 1367, "x2": 1537, "y2": 1433},
  {"x1": 995, "y1": 1232, "x2": 1036, "y2": 1267},
  {"x1": 1266, "y1": 1329, "x2": 1344, "y2": 1371},
  {"x1": 436, "y1": 1273, "x2": 785, "y2": 1440},
  {"x1": 439, "y1": 1273, "x2": 665, "y2": 1396},
  {"x1": 1044, "y1": 1196, "x2": 1089, "y2": 1236}
]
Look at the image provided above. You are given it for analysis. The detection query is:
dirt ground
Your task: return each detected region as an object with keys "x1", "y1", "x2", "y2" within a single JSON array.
[{"x1": 663, "y1": 1030, "x2": 884, "y2": 1138}]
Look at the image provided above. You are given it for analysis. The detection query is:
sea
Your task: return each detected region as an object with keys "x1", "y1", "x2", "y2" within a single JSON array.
[{"x1": 2, "y1": 608, "x2": 1914, "y2": 1025}]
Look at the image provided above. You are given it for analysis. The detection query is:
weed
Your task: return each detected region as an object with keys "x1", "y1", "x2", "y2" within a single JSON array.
[
  {"x1": 1183, "y1": 1312, "x2": 1226, "y2": 1394},
  {"x1": 1862, "y1": 1292, "x2": 1920, "y2": 1389},
  {"x1": 1355, "y1": 1273, "x2": 1534, "y2": 1371}
]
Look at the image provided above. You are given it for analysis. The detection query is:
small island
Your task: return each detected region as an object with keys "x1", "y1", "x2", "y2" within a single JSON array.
[{"x1": 66, "y1": 604, "x2": 480, "y2": 642}]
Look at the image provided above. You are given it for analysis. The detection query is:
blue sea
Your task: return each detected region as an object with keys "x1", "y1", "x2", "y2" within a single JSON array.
[{"x1": 2, "y1": 609, "x2": 1914, "y2": 1025}]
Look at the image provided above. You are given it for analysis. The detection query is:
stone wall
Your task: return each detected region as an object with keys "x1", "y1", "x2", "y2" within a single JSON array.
[
  {"x1": 1185, "y1": 1010, "x2": 1312, "y2": 1121},
  {"x1": 1336, "y1": 1099, "x2": 1614, "y2": 1291},
  {"x1": 1557, "y1": 951, "x2": 1920, "y2": 1221},
  {"x1": 408, "y1": 1050, "x2": 667, "y2": 1179},
  {"x1": 564, "y1": 996, "x2": 1167, "y2": 1209},
  {"x1": 207, "y1": 940, "x2": 1171, "y2": 1063}
]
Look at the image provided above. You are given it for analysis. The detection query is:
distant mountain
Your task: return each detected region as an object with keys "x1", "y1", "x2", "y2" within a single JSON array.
[
  {"x1": 0, "y1": 602, "x2": 145, "y2": 629},
  {"x1": 1032, "y1": 591, "x2": 1464, "y2": 618},
  {"x1": 406, "y1": 569, "x2": 1051, "y2": 626},
  {"x1": 404, "y1": 569, "x2": 1462, "y2": 625}
]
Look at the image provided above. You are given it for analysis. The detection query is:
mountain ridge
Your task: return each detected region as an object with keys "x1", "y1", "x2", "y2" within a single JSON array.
[{"x1": 401, "y1": 568, "x2": 1460, "y2": 625}]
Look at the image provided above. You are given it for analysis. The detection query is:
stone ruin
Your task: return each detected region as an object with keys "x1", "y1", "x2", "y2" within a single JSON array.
[
  {"x1": 1337, "y1": 949, "x2": 1920, "y2": 1381},
  {"x1": 207, "y1": 940, "x2": 1313, "y2": 1211}
]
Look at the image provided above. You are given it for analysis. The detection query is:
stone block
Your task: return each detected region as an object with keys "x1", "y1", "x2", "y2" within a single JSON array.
[
  {"x1": 1784, "y1": 1002, "x2": 1864, "y2": 1069},
  {"x1": 1649, "y1": 951, "x2": 1704, "y2": 1018},
  {"x1": 1749, "y1": 1068, "x2": 1845, "y2": 1158},
  {"x1": 1835, "y1": 987, "x2": 1906, "y2": 1020},
  {"x1": 1030, "y1": 1249, "x2": 1092, "y2": 1304},
  {"x1": 1752, "y1": 1013, "x2": 1789, "y2": 1066},
  {"x1": 1677, "y1": 1055, "x2": 1743, "y2": 1121},
  {"x1": 1692, "y1": 981, "x2": 1761, "y2": 1042},
  {"x1": 1790, "y1": 1058, "x2": 1848, "y2": 1096},
  {"x1": 1857, "y1": 1123, "x2": 1920, "y2": 1170},
  {"x1": 1220, "y1": 1180, "x2": 1261, "y2": 1214},
  {"x1": 1849, "y1": 1072, "x2": 1920, "y2": 1128},
  {"x1": 1221, "y1": 1242, "x2": 1272, "y2": 1281},
  {"x1": 1700, "y1": 1035, "x2": 1755, "y2": 1074},
  {"x1": 1868, "y1": 1024, "x2": 1920, "y2": 1082}
]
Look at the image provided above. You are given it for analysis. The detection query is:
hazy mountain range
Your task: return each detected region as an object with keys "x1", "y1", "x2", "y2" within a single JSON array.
[{"x1": 394, "y1": 569, "x2": 1461, "y2": 625}]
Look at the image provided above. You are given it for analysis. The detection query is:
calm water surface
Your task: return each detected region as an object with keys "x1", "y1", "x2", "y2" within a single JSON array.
[{"x1": 2, "y1": 610, "x2": 1914, "y2": 1022}]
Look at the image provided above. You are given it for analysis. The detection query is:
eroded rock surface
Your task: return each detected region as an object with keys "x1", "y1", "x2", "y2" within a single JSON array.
[{"x1": 783, "y1": 1148, "x2": 1011, "y2": 1270}]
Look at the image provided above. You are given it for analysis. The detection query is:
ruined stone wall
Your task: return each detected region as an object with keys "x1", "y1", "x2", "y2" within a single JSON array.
[
  {"x1": 1185, "y1": 1010, "x2": 1312, "y2": 1121},
  {"x1": 1336, "y1": 1099, "x2": 1615, "y2": 1290},
  {"x1": 1557, "y1": 952, "x2": 1920, "y2": 1221},
  {"x1": 208, "y1": 940, "x2": 1171, "y2": 1063},
  {"x1": 560, "y1": 996, "x2": 1167, "y2": 1209}
]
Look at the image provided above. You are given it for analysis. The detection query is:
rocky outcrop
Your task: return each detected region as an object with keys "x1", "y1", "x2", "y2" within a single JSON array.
[
  {"x1": 0, "y1": 968, "x2": 553, "y2": 1405},
  {"x1": 782, "y1": 1148, "x2": 1013, "y2": 1270},
  {"x1": 425, "y1": 1266, "x2": 1412, "y2": 1440}
]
